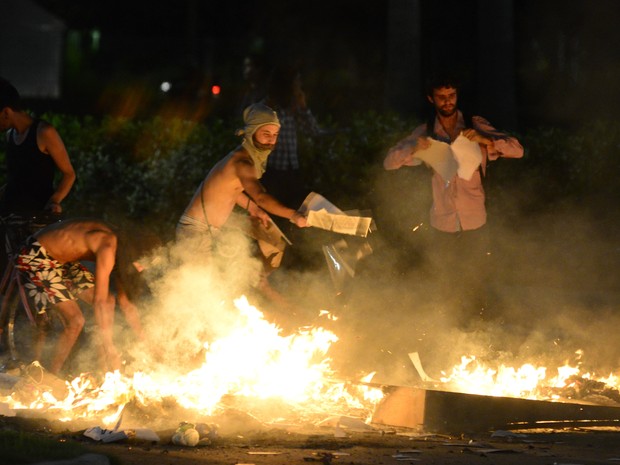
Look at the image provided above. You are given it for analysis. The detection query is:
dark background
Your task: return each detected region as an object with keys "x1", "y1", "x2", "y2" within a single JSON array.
[{"x1": 16, "y1": 0, "x2": 620, "y2": 131}]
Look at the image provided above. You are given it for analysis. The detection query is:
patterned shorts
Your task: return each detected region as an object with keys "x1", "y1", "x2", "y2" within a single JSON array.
[{"x1": 15, "y1": 237, "x2": 95, "y2": 313}]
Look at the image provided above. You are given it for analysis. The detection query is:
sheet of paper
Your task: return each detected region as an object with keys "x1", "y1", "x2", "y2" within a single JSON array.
[
  {"x1": 298, "y1": 192, "x2": 344, "y2": 215},
  {"x1": 299, "y1": 192, "x2": 373, "y2": 237},
  {"x1": 344, "y1": 209, "x2": 377, "y2": 233},
  {"x1": 408, "y1": 352, "x2": 438, "y2": 382},
  {"x1": 413, "y1": 139, "x2": 459, "y2": 182},
  {"x1": 307, "y1": 209, "x2": 372, "y2": 237},
  {"x1": 247, "y1": 217, "x2": 289, "y2": 248},
  {"x1": 83, "y1": 426, "x2": 129, "y2": 443},
  {"x1": 451, "y1": 134, "x2": 482, "y2": 180},
  {"x1": 413, "y1": 135, "x2": 483, "y2": 182},
  {"x1": 265, "y1": 216, "x2": 292, "y2": 245}
]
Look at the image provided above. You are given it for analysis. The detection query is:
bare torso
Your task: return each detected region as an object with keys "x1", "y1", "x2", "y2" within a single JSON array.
[
  {"x1": 182, "y1": 147, "x2": 248, "y2": 228},
  {"x1": 182, "y1": 143, "x2": 304, "y2": 228},
  {"x1": 34, "y1": 218, "x2": 115, "y2": 262}
]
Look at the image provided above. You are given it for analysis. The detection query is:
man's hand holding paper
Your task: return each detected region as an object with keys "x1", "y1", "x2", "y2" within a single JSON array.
[
  {"x1": 298, "y1": 192, "x2": 373, "y2": 237},
  {"x1": 411, "y1": 133, "x2": 483, "y2": 182},
  {"x1": 451, "y1": 134, "x2": 483, "y2": 181},
  {"x1": 248, "y1": 201, "x2": 271, "y2": 227},
  {"x1": 412, "y1": 139, "x2": 459, "y2": 182}
]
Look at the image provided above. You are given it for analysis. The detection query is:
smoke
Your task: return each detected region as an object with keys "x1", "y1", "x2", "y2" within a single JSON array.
[
  {"x1": 111, "y1": 226, "x2": 266, "y2": 375},
  {"x1": 67, "y1": 171, "x2": 618, "y2": 393},
  {"x1": 301, "y1": 166, "x2": 620, "y2": 388}
]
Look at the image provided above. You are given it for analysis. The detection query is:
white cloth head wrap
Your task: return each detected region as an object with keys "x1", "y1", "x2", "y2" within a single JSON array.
[{"x1": 236, "y1": 103, "x2": 280, "y2": 178}]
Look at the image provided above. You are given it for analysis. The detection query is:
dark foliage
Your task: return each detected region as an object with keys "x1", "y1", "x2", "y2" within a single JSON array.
[{"x1": 0, "y1": 113, "x2": 618, "y2": 241}]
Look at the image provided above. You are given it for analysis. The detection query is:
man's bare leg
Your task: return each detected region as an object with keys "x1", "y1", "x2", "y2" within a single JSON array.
[{"x1": 49, "y1": 300, "x2": 85, "y2": 375}]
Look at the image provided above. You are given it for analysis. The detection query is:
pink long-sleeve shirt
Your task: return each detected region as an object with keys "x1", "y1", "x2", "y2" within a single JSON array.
[{"x1": 383, "y1": 112, "x2": 524, "y2": 232}]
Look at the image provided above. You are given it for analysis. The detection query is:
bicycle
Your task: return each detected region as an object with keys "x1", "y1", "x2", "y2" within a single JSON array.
[{"x1": 0, "y1": 212, "x2": 63, "y2": 368}]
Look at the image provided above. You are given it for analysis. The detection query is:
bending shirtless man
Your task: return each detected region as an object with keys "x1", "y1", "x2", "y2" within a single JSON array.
[
  {"x1": 177, "y1": 102, "x2": 307, "y2": 255},
  {"x1": 15, "y1": 218, "x2": 147, "y2": 375}
]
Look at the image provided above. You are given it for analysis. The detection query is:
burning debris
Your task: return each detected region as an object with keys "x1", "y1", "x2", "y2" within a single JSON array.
[
  {"x1": 0, "y1": 295, "x2": 383, "y2": 436},
  {"x1": 371, "y1": 383, "x2": 620, "y2": 433},
  {"x1": 436, "y1": 354, "x2": 620, "y2": 405},
  {"x1": 2, "y1": 282, "x2": 620, "y2": 438},
  {"x1": 370, "y1": 351, "x2": 620, "y2": 433}
]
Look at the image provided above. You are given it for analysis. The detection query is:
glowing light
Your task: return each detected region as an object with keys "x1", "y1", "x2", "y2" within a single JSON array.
[
  {"x1": 211, "y1": 85, "x2": 221, "y2": 95},
  {"x1": 90, "y1": 29, "x2": 100, "y2": 51},
  {"x1": 0, "y1": 296, "x2": 382, "y2": 426},
  {"x1": 438, "y1": 354, "x2": 619, "y2": 401},
  {"x1": 160, "y1": 81, "x2": 171, "y2": 92},
  {"x1": 4, "y1": 294, "x2": 618, "y2": 426}
]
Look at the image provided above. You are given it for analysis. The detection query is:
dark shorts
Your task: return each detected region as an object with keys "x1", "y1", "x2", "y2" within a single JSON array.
[{"x1": 15, "y1": 237, "x2": 95, "y2": 313}]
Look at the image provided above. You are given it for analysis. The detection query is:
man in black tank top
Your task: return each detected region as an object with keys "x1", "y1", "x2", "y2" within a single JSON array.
[
  {"x1": 0, "y1": 78, "x2": 76, "y2": 216},
  {"x1": 3, "y1": 117, "x2": 56, "y2": 213},
  {"x1": 0, "y1": 78, "x2": 76, "y2": 267}
]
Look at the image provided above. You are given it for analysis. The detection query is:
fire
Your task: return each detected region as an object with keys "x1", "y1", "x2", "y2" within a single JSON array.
[
  {"x1": 4, "y1": 295, "x2": 620, "y2": 426},
  {"x1": 439, "y1": 353, "x2": 620, "y2": 402},
  {"x1": 0, "y1": 296, "x2": 383, "y2": 425},
  {"x1": 439, "y1": 356, "x2": 547, "y2": 398}
]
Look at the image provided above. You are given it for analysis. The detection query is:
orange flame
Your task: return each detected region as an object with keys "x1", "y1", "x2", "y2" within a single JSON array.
[
  {"x1": 439, "y1": 353, "x2": 620, "y2": 401},
  {"x1": 1, "y1": 296, "x2": 383, "y2": 425}
]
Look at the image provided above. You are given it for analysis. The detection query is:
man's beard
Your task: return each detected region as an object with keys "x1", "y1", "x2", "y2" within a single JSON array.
[
  {"x1": 437, "y1": 105, "x2": 457, "y2": 117},
  {"x1": 437, "y1": 105, "x2": 456, "y2": 117},
  {"x1": 252, "y1": 138, "x2": 275, "y2": 151}
]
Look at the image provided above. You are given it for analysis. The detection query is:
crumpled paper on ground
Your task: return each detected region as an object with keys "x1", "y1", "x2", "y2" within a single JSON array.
[{"x1": 83, "y1": 426, "x2": 159, "y2": 443}]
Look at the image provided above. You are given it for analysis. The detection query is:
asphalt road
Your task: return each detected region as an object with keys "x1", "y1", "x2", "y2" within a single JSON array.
[{"x1": 20, "y1": 421, "x2": 620, "y2": 465}]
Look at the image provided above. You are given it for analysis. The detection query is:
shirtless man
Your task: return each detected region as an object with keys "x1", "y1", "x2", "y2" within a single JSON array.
[
  {"x1": 15, "y1": 218, "x2": 147, "y2": 375},
  {"x1": 177, "y1": 102, "x2": 307, "y2": 253}
]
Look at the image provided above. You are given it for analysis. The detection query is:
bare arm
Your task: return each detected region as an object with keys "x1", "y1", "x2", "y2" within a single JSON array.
[
  {"x1": 91, "y1": 232, "x2": 122, "y2": 371},
  {"x1": 115, "y1": 284, "x2": 145, "y2": 341},
  {"x1": 236, "y1": 191, "x2": 271, "y2": 227},
  {"x1": 38, "y1": 122, "x2": 76, "y2": 213},
  {"x1": 235, "y1": 157, "x2": 307, "y2": 227}
]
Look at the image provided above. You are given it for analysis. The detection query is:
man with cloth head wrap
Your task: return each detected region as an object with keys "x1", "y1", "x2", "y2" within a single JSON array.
[{"x1": 177, "y1": 103, "x2": 307, "y2": 300}]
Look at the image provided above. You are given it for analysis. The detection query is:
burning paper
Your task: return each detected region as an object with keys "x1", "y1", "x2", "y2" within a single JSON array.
[{"x1": 298, "y1": 192, "x2": 373, "y2": 237}]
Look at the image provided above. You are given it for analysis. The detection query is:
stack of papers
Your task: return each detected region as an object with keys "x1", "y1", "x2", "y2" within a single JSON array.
[{"x1": 298, "y1": 192, "x2": 373, "y2": 237}]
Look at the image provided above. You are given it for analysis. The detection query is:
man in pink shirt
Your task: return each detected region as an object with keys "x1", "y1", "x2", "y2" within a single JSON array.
[{"x1": 383, "y1": 74, "x2": 523, "y2": 324}]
